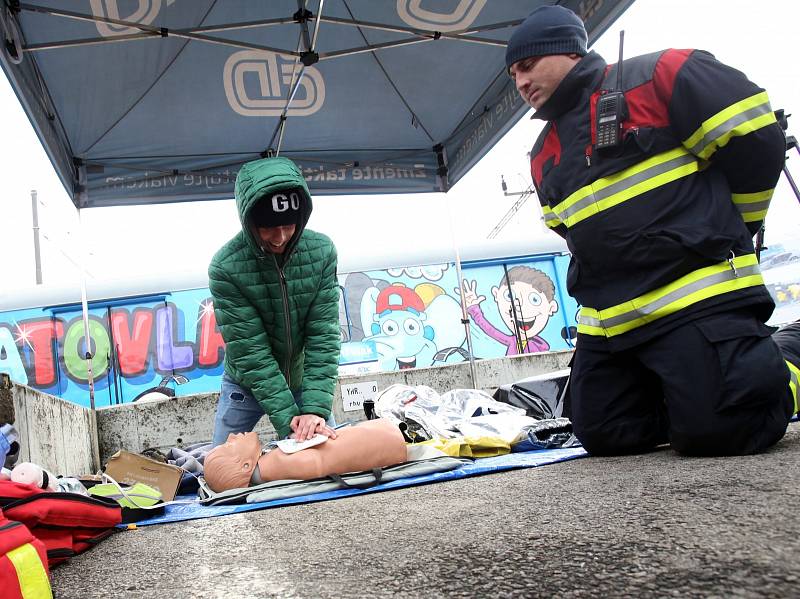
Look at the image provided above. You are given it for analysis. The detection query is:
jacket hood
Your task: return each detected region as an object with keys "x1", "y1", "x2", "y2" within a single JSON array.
[{"x1": 234, "y1": 157, "x2": 313, "y2": 259}]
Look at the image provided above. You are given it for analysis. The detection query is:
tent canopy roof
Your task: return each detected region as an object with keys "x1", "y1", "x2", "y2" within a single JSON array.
[{"x1": 0, "y1": 0, "x2": 634, "y2": 208}]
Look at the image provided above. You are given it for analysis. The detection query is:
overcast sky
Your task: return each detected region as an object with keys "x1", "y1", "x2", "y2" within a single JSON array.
[{"x1": 2, "y1": 0, "x2": 799, "y2": 295}]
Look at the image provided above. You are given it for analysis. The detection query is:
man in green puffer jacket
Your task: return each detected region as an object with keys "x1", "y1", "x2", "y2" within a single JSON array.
[{"x1": 208, "y1": 157, "x2": 341, "y2": 445}]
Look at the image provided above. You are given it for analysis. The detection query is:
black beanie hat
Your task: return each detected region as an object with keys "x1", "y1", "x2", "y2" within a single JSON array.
[
  {"x1": 249, "y1": 187, "x2": 305, "y2": 228},
  {"x1": 505, "y1": 5, "x2": 588, "y2": 70}
]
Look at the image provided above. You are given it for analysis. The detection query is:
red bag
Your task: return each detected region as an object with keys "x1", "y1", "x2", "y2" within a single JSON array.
[
  {"x1": 0, "y1": 507, "x2": 52, "y2": 599},
  {"x1": 0, "y1": 480, "x2": 122, "y2": 567}
]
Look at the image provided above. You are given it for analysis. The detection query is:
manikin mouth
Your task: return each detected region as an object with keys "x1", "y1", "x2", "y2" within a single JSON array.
[{"x1": 397, "y1": 357, "x2": 417, "y2": 370}]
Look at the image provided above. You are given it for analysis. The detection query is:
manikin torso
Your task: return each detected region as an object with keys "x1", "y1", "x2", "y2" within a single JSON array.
[{"x1": 204, "y1": 419, "x2": 408, "y2": 492}]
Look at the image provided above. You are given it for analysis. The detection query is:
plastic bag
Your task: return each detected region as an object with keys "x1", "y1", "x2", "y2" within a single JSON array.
[
  {"x1": 511, "y1": 418, "x2": 579, "y2": 451},
  {"x1": 493, "y1": 369, "x2": 571, "y2": 420},
  {"x1": 373, "y1": 384, "x2": 535, "y2": 443}
]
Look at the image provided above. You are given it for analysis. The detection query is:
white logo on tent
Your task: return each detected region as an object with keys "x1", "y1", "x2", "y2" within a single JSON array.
[
  {"x1": 396, "y1": 0, "x2": 486, "y2": 32},
  {"x1": 223, "y1": 50, "x2": 325, "y2": 117},
  {"x1": 90, "y1": 0, "x2": 175, "y2": 37}
]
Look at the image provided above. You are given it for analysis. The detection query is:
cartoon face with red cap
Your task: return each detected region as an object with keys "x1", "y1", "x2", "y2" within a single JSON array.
[{"x1": 367, "y1": 284, "x2": 436, "y2": 370}]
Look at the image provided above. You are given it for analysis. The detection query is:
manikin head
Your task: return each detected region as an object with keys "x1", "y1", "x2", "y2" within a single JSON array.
[
  {"x1": 505, "y1": 5, "x2": 587, "y2": 110},
  {"x1": 203, "y1": 432, "x2": 262, "y2": 492}
]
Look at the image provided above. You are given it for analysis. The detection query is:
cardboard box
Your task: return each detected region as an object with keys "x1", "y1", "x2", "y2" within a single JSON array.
[{"x1": 103, "y1": 451, "x2": 183, "y2": 501}]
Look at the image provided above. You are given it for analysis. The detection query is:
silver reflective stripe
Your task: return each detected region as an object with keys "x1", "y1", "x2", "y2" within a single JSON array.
[
  {"x1": 687, "y1": 102, "x2": 773, "y2": 155},
  {"x1": 579, "y1": 263, "x2": 761, "y2": 331},
  {"x1": 556, "y1": 152, "x2": 697, "y2": 222},
  {"x1": 577, "y1": 313, "x2": 601, "y2": 328},
  {"x1": 735, "y1": 199, "x2": 771, "y2": 217}
]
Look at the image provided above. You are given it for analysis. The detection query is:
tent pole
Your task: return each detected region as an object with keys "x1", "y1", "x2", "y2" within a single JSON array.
[
  {"x1": 77, "y1": 208, "x2": 96, "y2": 411},
  {"x1": 276, "y1": 0, "x2": 326, "y2": 156},
  {"x1": 31, "y1": 190, "x2": 43, "y2": 285},
  {"x1": 445, "y1": 193, "x2": 479, "y2": 390}
]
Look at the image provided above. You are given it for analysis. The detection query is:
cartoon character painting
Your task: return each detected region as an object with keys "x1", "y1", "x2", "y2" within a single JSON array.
[
  {"x1": 364, "y1": 284, "x2": 437, "y2": 370},
  {"x1": 461, "y1": 266, "x2": 558, "y2": 355}
]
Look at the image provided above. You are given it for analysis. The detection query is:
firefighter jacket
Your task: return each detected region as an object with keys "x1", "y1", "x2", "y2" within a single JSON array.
[{"x1": 529, "y1": 49, "x2": 786, "y2": 351}]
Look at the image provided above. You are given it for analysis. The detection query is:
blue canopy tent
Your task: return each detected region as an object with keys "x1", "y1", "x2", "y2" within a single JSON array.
[
  {"x1": 0, "y1": 0, "x2": 633, "y2": 410},
  {"x1": 0, "y1": 0, "x2": 633, "y2": 207}
]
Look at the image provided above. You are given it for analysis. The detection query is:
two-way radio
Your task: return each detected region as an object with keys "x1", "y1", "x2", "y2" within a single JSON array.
[{"x1": 594, "y1": 30, "x2": 628, "y2": 150}]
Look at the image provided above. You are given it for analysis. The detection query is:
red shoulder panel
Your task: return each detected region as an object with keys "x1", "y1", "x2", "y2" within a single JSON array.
[
  {"x1": 531, "y1": 123, "x2": 561, "y2": 186},
  {"x1": 624, "y1": 49, "x2": 693, "y2": 129}
]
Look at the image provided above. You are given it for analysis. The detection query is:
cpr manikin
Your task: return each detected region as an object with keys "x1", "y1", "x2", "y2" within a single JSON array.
[{"x1": 203, "y1": 419, "x2": 408, "y2": 492}]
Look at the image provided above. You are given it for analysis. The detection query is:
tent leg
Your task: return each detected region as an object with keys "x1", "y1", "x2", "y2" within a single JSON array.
[
  {"x1": 445, "y1": 194, "x2": 479, "y2": 390},
  {"x1": 77, "y1": 209, "x2": 102, "y2": 471},
  {"x1": 77, "y1": 209, "x2": 96, "y2": 411}
]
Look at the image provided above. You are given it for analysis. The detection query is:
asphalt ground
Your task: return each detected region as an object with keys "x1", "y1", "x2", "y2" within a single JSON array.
[{"x1": 52, "y1": 422, "x2": 800, "y2": 598}]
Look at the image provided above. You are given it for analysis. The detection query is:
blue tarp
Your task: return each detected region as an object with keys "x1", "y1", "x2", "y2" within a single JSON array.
[
  {"x1": 0, "y1": 1, "x2": 634, "y2": 208},
  {"x1": 131, "y1": 446, "x2": 588, "y2": 527}
]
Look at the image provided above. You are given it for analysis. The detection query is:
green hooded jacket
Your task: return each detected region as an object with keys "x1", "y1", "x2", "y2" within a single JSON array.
[{"x1": 208, "y1": 157, "x2": 340, "y2": 438}]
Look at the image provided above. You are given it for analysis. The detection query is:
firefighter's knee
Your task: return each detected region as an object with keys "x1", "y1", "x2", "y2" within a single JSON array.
[{"x1": 575, "y1": 419, "x2": 666, "y2": 457}]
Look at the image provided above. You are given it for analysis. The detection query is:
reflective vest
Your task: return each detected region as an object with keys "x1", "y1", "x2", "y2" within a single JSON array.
[{"x1": 530, "y1": 50, "x2": 786, "y2": 351}]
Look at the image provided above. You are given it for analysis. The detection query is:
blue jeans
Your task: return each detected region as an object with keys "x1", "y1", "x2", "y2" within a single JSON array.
[{"x1": 212, "y1": 374, "x2": 335, "y2": 446}]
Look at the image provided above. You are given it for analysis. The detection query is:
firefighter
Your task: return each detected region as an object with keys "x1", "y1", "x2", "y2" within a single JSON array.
[{"x1": 505, "y1": 5, "x2": 799, "y2": 456}]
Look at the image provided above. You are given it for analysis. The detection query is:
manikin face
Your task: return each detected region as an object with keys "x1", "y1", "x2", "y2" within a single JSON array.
[
  {"x1": 492, "y1": 281, "x2": 558, "y2": 338},
  {"x1": 509, "y1": 54, "x2": 581, "y2": 110},
  {"x1": 203, "y1": 431, "x2": 264, "y2": 492},
  {"x1": 258, "y1": 224, "x2": 296, "y2": 254},
  {"x1": 222, "y1": 431, "x2": 261, "y2": 456}
]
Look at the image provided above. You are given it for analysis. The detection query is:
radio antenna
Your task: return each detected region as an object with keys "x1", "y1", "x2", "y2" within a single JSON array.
[{"x1": 616, "y1": 30, "x2": 625, "y2": 90}]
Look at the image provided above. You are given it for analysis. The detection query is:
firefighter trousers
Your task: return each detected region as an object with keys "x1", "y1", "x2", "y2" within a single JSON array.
[{"x1": 570, "y1": 310, "x2": 797, "y2": 456}]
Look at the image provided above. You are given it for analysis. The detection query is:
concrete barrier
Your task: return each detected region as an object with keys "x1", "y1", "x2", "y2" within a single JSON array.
[
  {"x1": 0, "y1": 374, "x2": 99, "y2": 476},
  {"x1": 95, "y1": 392, "x2": 219, "y2": 465},
  {"x1": 96, "y1": 351, "x2": 573, "y2": 462}
]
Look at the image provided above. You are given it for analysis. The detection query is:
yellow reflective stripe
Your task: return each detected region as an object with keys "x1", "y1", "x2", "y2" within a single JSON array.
[
  {"x1": 578, "y1": 254, "x2": 763, "y2": 337},
  {"x1": 684, "y1": 92, "x2": 769, "y2": 149},
  {"x1": 787, "y1": 360, "x2": 799, "y2": 414},
  {"x1": 552, "y1": 148, "x2": 699, "y2": 228},
  {"x1": 7, "y1": 543, "x2": 52, "y2": 599},
  {"x1": 732, "y1": 190, "x2": 773, "y2": 223},
  {"x1": 544, "y1": 218, "x2": 562, "y2": 229},
  {"x1": 541, "y1": 204, "x2": 562, "y2": 229},
  {"x1": 684, "y1": 92, "x2": 776, "y2": 160}
]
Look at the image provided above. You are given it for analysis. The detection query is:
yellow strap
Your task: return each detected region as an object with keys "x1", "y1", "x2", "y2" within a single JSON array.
[
  {"x1": 787, "y1": 360, "x2": 799, "y2": 414},
  {"x1": 541, "y1": 204, "x2": 563, "y2": 229},
  {"x1": 7, "y1": 543, "x2": 53, "y2": 599},
  {"x1": 732, "y1": 189, "x2": 773, "y2": 223},
  {"x1": 578, "y1": 254, "x2": 763, "y2": 337},
  {"x1": 551, "y1": 147, "x2": 699, "y2": 228},
  {"x1": 683, "y1": 91, "x2": 776, "y2": 160}
]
